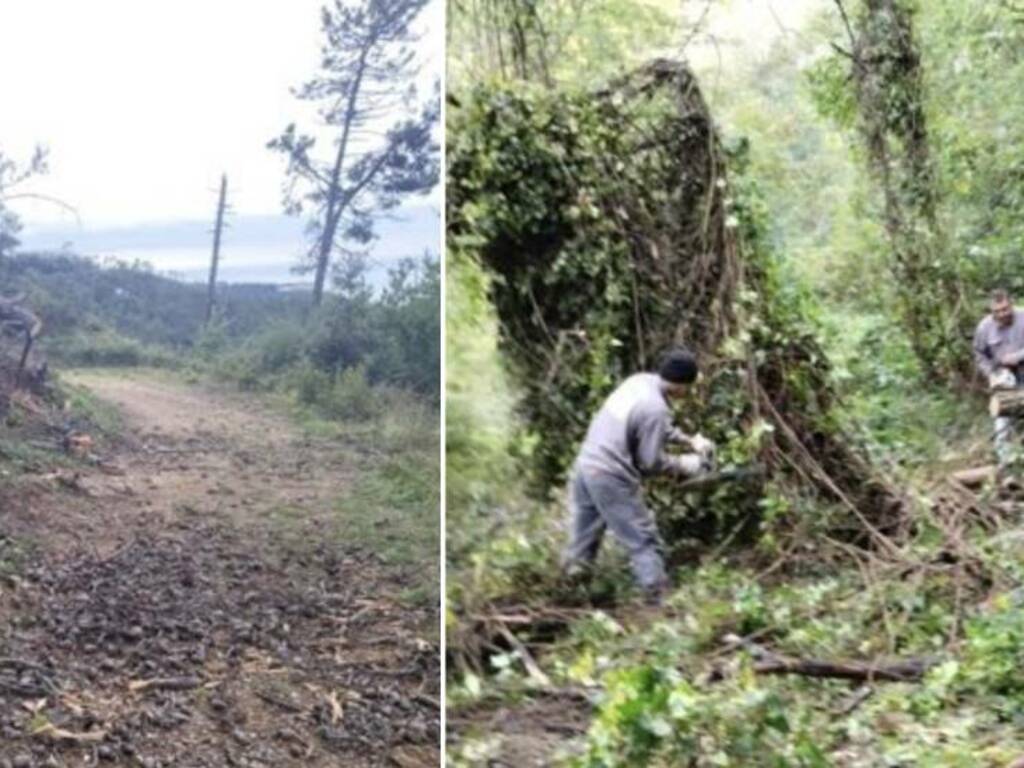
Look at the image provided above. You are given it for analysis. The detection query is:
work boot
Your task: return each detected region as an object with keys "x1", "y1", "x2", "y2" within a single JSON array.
[
  {"x1": 558, "y1": 561, "x2": 595, "y2": 603},
  {"x1": 642, "y1": 585, "x2": 665, "y2": 608}
]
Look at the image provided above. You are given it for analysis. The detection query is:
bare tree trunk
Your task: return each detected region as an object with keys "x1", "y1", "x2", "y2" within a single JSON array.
[{"x1": 206, "y1": 174, "x2": 228, "y2": 324}]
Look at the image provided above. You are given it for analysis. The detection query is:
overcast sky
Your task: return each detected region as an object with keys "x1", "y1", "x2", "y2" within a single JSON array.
[{"x1": 1, "y1": 0, "x2": 442, "y2": 283}]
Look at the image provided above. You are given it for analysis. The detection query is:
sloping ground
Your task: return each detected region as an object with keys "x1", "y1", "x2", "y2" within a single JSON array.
[{"x1": 0, "y1": 370, "x2": 439, "y2": 767}]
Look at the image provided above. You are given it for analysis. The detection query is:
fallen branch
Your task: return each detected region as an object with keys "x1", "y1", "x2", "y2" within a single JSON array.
[
  {"x1": 128, "y1": 676, "x2": 202, "y2": 693},
  {"x1": 834, "y1": 685, "x2": 874, "y2": 716},
  {"x1": 497, "y1": 624, "x2": 552, "y2": 686},
  {"x1": 722, "y1": 635, "x2": 938, "y2": 683},
  {"x1": 254, "y1": 689, "x2": 304, "y2": 713},
  {"x1": 0, "y1": 680, "x2": 51, "y2": 697},
  {"x1": 413, "y1": 692, "x2": 441, "y2": 710},
  {"x1": 991, "y1": 390, "x2": 1024, "y2": 418},
  {"x1": 753, "y1": 655, "x2": 933, "y2": 683},
  {"x1": 31, "y1": 723, "x2": 107, "y2": 743},
  {"x1": 950, "y1": 465, "x2": 996, "y2": 489},
  {"x1": 0, "y1": 657, "x2": 52, "y2": 675}
]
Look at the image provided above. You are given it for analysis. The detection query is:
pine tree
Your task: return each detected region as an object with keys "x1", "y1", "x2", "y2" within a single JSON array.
[{"x1": 269, "y1": 0, "x2": 440, "y2": 306}]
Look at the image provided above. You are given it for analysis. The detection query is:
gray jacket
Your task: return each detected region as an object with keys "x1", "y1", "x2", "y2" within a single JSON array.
[
  {"x1": 974, "y1": 309, "x2": 1024, "y2": 378},
  {"x1": 575, "y1": 373, "x2": 691, "y2": 486}
]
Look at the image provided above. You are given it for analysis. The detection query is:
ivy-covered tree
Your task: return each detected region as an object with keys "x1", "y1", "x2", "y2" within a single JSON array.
[
  {"x1": 270, "y1": 0, "x2": 440, "y2": 306},
  {"x1": 826, "y1": 0, "x2": 969, "y2": 381}
]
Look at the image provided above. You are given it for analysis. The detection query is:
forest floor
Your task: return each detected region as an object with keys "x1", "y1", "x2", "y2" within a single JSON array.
[
  {"x1": 447, "y1": 604, "x2": 655, "y2": 766},
  {"x1": 0, "y1": 369, "x2": 439, "y2": 768},
  {"x1": 446, "y1": 413, "x2": 1024, "y2": 766}
]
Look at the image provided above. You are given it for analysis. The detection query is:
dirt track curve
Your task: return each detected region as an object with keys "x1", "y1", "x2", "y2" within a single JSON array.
[{"x1": 0, "y1": 370, "x2": 439, "y2": 767}]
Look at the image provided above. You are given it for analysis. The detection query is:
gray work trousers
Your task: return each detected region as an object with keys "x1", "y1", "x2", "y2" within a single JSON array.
[{"x1": 561, "y1": 469, "x2": 667, "y2": 592}]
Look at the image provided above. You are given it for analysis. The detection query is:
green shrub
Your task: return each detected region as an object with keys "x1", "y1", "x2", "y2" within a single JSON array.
[
  {"x1": 324, "y1": 365, "x2": 379, "y2": 422},
  {"x1": 193, "y1": 313, "x2": 230, "y2": 360},
  {"x1": 958, "y1": 600, "x2": 1024, "y2": 708},
  {"x1": 46, "y1": 330, "x2": 177, "y2": 369},
  {"x1": 292, "y1": 361, "x2": 333, "y2": 408},
  {"x1": 248, "y1": 320, "x2": 307, "y2": 373},
  {"x1": 287, "y1": 362, "x2": 380, "y2": 422}
]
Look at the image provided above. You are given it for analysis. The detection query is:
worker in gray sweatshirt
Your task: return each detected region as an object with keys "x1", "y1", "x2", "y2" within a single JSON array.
[
  {"x1": 974, "y1": 288, "x2": 1024, "y2": 465},
  {"x1": 561, "y1": 348, "x2": 714, "y2": 604}
]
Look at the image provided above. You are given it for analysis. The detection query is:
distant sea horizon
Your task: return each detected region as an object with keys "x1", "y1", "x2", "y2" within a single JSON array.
[{"x1": 17, "y1": 204, "x2": 440, "y2": 288}]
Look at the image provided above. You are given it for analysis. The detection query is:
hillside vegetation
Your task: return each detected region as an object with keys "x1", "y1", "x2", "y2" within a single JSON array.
[{"x1": 1, "y1": 250, "x2": 439, "y2": 405}]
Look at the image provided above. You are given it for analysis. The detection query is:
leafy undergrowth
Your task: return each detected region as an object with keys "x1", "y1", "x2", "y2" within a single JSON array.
[
  {"x1": 447, "y1": 340, "x2": 1024, "y2": 766},
  {"x1": 450, "y1": 516, "x2": 1024, "y2": 766}
]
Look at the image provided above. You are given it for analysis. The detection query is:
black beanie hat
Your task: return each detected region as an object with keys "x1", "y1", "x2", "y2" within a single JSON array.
[{"x1": 658, "y1": 348, "x2": 698, "y2": 384}]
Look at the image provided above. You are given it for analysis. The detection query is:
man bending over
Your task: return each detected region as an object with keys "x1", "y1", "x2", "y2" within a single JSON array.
[{"x1": 561, "y1": 348, "x2": 714, "y2": 605}]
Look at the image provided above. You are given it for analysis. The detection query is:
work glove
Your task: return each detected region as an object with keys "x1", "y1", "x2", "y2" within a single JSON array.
[
  {"x1": 1000, "y1": 351, "x2": 1024, "y2": 367},
  {"x1": 990, "y1": 368, "x2": 1017, "y2": 391},
  {"x1": 690, "y1": 433, "x2": 716, "y2": 468},
  {"x1": 675, "y1": 453, "x2": 705, "y2": 478}
]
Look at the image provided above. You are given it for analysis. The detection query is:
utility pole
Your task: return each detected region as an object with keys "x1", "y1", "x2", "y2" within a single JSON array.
[{"x1": 206, "y1": 173, "x2": 228, "y2": 324}]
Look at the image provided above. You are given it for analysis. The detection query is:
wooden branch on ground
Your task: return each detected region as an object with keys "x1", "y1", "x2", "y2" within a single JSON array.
[
  {"x1": 254, "y1": 689, "x2": 304, "y2": 713},
  {"x1": 497, "y1": 624, "x2": 551, "y2": 686},
  {"x1": 413, "y1": 693, "x2": 441, "y2": 710},
  {"x1": 128, "y1": 676, "x2": 202, "y2": 693},
  {"x1": 834, "y1": 685, "x2": 874, "y2": 716},
  {"x1": 951, "y1": 465, "x2": 997, "y2": 488},
  {"x1": 753, "y1": 655, "x2": 933, "y2": 682},
  {"x1": 722, "y1": 634, "x2": 937, "y2": 684}
]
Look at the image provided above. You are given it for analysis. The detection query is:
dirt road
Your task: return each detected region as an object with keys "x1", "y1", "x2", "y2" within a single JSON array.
[{"x1": 0, "y1": 370, "x2": 439, "y2": 767}]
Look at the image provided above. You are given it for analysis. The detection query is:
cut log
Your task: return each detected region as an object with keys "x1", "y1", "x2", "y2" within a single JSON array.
[
  {"x1": 951, "y1": 465, "x2": 997, "y2": 488},
  {"x1": 991, "y1": 389, "x2": 1024, "y2": 418}
]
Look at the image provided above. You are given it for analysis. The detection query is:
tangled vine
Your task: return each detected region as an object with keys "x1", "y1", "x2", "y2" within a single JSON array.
[{"x1": 448, "y1": 60, "x2": 903, "y2": 556}]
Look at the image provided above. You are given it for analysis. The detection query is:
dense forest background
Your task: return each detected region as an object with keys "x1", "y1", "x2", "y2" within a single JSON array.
[{"x1": 447, "y1": 1, "x2": 1024, "y2": 764}]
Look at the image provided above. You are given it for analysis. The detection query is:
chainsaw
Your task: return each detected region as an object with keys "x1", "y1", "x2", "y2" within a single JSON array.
[{"x1": 676, "y1": 464, "x2": 765, "y2": 493}]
